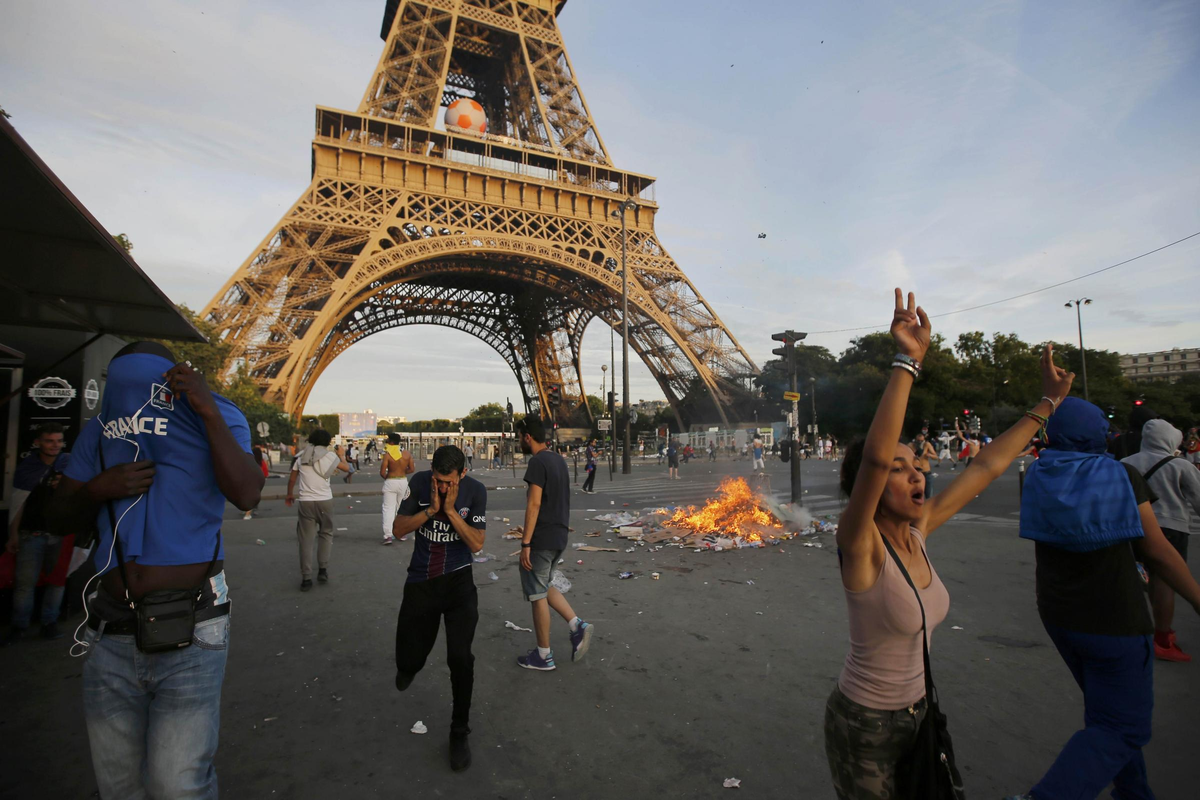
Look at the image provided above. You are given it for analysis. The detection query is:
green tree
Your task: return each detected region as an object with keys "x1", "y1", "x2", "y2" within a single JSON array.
[
  {"x1": 153, "y1": 304, "x2": 231, "y2": 381},
  {"x1": 222, "y1": 370, "x2": 294, "y2": 445}
]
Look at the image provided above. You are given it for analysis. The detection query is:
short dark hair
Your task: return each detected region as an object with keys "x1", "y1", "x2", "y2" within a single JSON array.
[
  {"x1": 518, "y1": 417, "x2": 548, "y2": 444},
  {"x1": 35, "y1": 422, "x2": 64, "y2": 438},
  {"x1": 308, "y1": 429, "x2": 332, "y2": 447},
  {"x1": 114, "y1": 341, "x2": 175, "y2": 362},
  {"x1": 387, "y1": 433, "x2": 401, "y2": 445},
  {"x1": 432, "y1": 445, "x2": 466, "y2": 475}
]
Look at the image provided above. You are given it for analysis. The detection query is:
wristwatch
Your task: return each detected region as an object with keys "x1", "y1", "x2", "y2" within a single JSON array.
[
  {"x1": 521, "y1": 542, "x2": 533, "y2": 548},
  {"x1": 424, "y1": 508, "x2": 435, "y2": 519}
]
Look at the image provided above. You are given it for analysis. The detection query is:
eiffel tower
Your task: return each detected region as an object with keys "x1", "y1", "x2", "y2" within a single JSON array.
[{"x1": 203, "y1": 0, "x2": 758, "y2": 425}]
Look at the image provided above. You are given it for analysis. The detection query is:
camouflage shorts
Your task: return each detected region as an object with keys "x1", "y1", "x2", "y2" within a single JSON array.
[{"x1": 823, "y1": 685, "x2": 927, "y2": 800}]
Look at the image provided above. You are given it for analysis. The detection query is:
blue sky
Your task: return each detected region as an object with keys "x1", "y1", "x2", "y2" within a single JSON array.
[{"x1": 3, "y1": 0, "x2": 1198, "y2": 419}]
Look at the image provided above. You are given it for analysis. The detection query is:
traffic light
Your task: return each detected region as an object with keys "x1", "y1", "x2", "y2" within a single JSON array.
[
  {"x1": 962, "y1": 409, "x2": 972, "y2": 417},
  {"x1": 547, "y1": 384, "x2": 562, "y2": 408}
]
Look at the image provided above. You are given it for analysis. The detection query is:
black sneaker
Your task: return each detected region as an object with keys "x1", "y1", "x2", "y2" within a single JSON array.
[
  {"x1": 40, "y1": 623, "x2": 63, "y2": 640},
  {"x1": 317, "y1": 568, "x2": 328, "y2": 584},
  {"x1": 395, "y1": 671, "x2": 414, "y2": 692},
  {"x1": 449, "y1": 728, "x2": 472, "y2": 772},
  {"x1": 300, "y1": 579, "x2": 313, "y2": 592}
]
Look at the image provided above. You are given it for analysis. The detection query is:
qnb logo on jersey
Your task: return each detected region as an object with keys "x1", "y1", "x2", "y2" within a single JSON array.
[
  {"x1": 103, "y1": 415, "x2": 168, "y2": 439},
  {"x1": 472, "y1": 515, "x2": 486, "y2": 525},
  {"x1": 150, "y1": 383, "x2": 174, "y2": 412}
]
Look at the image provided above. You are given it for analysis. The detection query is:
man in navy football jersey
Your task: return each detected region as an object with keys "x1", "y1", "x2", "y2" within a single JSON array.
[{"x1": 391, "y1": 445, "x2": 487, "y2": 772}]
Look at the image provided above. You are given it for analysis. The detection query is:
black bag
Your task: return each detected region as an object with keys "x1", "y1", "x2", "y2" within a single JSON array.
[
  {"x1": 880, "y1": 535, "x2": 967, "y2": 800},
  {"x1": 99, "y1": 446, "x2": 220, "y2": 653}
]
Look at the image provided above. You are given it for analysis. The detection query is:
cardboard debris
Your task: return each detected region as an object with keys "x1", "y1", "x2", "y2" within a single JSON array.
[{"x1": 575, "y1": 546, "x2": 618, "y2": 552}]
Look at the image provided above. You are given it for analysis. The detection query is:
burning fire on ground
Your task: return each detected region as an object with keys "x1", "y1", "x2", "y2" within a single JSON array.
[{"x1": 665, "y1": 477, "x2": 783, "y2": 543}]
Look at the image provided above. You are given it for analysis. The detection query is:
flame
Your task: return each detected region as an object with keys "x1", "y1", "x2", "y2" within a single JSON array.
[{"x1": 665, "y1": 477, "x2": 782, "y2": 541}]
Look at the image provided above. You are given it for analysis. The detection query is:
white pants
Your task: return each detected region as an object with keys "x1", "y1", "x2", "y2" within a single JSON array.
[
  {"x1": 752, "y1": 457, "x2": 765, "y2": 470},
  {"x1": 382, "y1": 478, "x2": 409, "y2": 538}
]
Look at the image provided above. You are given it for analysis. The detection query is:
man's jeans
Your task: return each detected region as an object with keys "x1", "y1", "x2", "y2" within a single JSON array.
[
  {"x1": 83, "y1": 614, "x2": 230, "y2": 799},
  {"x1": 11, "y1": 532, "x2": 65, "y2": 629}
]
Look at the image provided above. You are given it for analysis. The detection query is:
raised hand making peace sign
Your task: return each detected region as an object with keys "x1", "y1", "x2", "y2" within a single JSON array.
[{"x1": 890, "y1": 287, "x2": 932, "y2": 362}]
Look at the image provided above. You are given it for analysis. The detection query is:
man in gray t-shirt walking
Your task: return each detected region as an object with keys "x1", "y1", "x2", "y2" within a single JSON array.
[{"x1": 516, "y1": 418, "x2": 593, "y2": 670}]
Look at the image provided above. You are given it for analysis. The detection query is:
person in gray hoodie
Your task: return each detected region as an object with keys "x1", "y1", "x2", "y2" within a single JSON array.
[{"x1": 1122, "y1": 418, "x2": 1200, "y2": 662}]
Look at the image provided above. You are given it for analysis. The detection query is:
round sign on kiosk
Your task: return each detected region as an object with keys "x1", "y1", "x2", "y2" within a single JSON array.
[{"x1": 28, "y1": 376, "x2": 77, "y2": 410}]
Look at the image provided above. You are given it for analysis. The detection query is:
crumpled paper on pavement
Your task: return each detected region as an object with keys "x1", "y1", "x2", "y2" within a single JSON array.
[
  {"x1": 410, "y1": 720, "x2": 428, "y2": 734},
  {"x1": 723, "y1": 777, "x2": 741, "y2": 788},
  {"x1": 504, "y1": 620, "x2": 533, "y2": 632}
]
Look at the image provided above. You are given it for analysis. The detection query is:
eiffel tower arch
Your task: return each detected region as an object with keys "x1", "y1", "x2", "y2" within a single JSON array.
[{"x1": 203, "y1": 0, "x2": 758, "y2": 425}]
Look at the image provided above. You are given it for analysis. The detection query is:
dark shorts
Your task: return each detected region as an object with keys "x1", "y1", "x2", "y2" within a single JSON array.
[
  {"x1": 668, "y1": 455, "x2": 679, "y2": 468},
  {"x1": 1163, "y1": 528, "x2": 1188, "y2": 560},
  {"x1": 520, "y1": 548, "x2": 564, "y2": 601}
]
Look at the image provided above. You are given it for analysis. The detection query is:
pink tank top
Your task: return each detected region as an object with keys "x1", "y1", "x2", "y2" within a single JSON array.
[{"x1": 837, "y1": 529, "x2": 950, "y2": 710}]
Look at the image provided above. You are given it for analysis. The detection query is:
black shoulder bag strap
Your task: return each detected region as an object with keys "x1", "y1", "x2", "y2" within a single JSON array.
[
  {"x1": 880, "y1": 534, "x2": 936, "y2": 707},
  {"x1": 1142, "y1": 455, "x2": 1179, "y2": 483},
  {"x1": 880, "y1": 532, "x2": 967, "y2": 800},
  {"x1": 97, "y1": 444, "x2": 220, "y2": 610}
]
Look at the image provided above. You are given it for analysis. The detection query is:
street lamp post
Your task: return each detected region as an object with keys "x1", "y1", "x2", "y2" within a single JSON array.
[
  {"x1": 1065, "y1": 298, "x2": 1093, "y2": 401},
  {"x1": 601, "y1": 364, "x2": 612, "y2": 481},
  {"x1": 612, "y1": 197, "x2": 637, "y2": 475}
]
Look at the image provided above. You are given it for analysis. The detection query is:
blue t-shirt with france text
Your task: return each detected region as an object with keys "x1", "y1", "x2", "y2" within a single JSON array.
[{"x1": 64, "y1": 352, "x2": 251, "y2": 572}]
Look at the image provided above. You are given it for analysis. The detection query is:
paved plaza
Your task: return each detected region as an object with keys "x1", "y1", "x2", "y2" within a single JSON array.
[{"x1": 3, "y1": 457, "x2": 1197, "y2": 798}]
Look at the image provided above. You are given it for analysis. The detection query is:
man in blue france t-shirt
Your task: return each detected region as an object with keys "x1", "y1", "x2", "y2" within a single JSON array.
[
  {"x1": 55, "y1": 342, "x2": 263, "y2": 798},
  {"x1": 390, "y1": 445, "x2": 487, "y2": 772}
]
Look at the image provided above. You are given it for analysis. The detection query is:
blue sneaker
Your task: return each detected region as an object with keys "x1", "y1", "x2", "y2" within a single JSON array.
[
  {"x1": 517, "y1": 649, "x2": 556, "y2": 671},
  {"x1": 569, "y1": 621, "x2": 593, "y2": 662}
]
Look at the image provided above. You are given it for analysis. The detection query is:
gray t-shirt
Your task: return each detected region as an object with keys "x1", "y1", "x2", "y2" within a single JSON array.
[{"x1": 523, "y1": 448, "x2": 570, "y2": 550}]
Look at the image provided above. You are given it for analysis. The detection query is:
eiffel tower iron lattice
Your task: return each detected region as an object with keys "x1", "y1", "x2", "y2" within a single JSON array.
[{"x1": 203, "y1": 0, "x2": 759, "y2": 425}]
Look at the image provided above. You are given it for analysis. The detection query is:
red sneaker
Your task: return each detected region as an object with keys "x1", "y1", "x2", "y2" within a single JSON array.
[{"x1": 1154, "y1": 631, "x2": 1192, "y2": 662}]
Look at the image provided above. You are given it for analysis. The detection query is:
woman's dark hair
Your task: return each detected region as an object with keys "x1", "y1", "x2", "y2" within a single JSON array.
[
  {"x1": 308, "y1": 429, "x2": 332, "y2": 447},
  {"x1": 840, "y1": 438, "x2": 866, "y2": 497},
  {"x1": 432, "y1": 445, "x2": 466, "y2": 475}
]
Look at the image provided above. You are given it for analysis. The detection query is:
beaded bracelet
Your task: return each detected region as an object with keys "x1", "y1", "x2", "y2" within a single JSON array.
[
  {"x1": 892, "y1": 361, "x2": 920, "y2": 379},
  {"x1": 1024, "y1": 410, "x2": 1048, "y2": 425}
]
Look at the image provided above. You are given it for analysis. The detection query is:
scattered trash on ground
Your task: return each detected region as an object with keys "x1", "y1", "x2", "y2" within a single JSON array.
[
  {"x1": 723, "y1": 777, "x2": 741, "y2": 789},
  {"x1": 951, "y1": 625, "x2": 963, "y2": 630},
  {"x1": 504, "y1": 620, "x2": 532, "y2": 632},
  {"x1": 337, "y1": 527, "x2": 348, "y2": 531},
  {"x1": 255, "y1": 539, "x2": 266, "y2": 546},
  {"x1": 651, "y1": 572, "x2": 660, "y2": 580},
  {"x1": 410, "y1": 720, "x2": 427, "y2": 734},
  {"x1": 487, "y1": 572, "x2": 499, "y2": 581},
  {"x1": 473, "y1": 553, "x2": 496, "y2": 563},
  {"x1": 618, "y1": 571, "x2": 635, "y2": 580}
]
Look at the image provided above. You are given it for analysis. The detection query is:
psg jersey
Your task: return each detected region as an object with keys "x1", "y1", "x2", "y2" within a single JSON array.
[{"x1": 398, "y1": 470, "x2": 487, "y2": 583}]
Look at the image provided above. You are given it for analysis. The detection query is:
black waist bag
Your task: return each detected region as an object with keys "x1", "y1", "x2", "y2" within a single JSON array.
[{"x1": 134, "y1": 588, "x2": 201, "y2": 652}]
